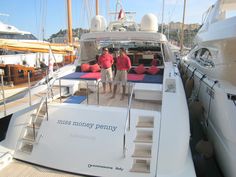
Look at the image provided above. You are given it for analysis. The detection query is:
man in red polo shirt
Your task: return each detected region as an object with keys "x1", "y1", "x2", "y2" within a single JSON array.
[
  {"x1": 111, "y1": 47, "x2": 131, "y2": 100},
  {"x1": 98, "y1": 47, "x2": 114, "y2": 93}
]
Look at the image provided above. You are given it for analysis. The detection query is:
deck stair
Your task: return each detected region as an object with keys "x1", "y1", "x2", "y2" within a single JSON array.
[
  {"x1": 134, "y1": 130, "x2": 153, "y2": 143},
  {"x1": 0, "y1": 151, "x2": 13, "y2": 170},
  {"x1": 16, "y1": 101, "x2": 47, "y2": 154},
  {"x1": 130, "y1": 115, "x2": 154, "y2": 173},
  {"x1": 136, "y1": 116, "x2": 154, "y2": 128},
  {"x1": 130, "y1": 159, "x2": 151, "y2": 173},
  {"x1": 134, "y1": 83, "x2": 162, "y2": 101}
]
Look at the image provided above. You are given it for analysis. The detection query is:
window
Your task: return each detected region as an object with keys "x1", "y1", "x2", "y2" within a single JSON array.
[{"x1": 191, "y1": 48, "x2": 215, "y2": 68}]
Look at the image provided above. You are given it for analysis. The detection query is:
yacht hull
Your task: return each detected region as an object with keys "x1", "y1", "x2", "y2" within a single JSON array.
[{"x1": 181, "y1": 63, "x2": 236, "y2": 177}]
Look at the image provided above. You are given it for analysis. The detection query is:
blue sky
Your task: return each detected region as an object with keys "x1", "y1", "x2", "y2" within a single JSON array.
[{"x1": 0, "y1": 0, "x2": 216, "y2": 39}]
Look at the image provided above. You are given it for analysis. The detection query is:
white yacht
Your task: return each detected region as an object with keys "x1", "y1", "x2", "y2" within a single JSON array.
[
  {"x1": 0, "y1": 21, "x2": 64, "y2": 67},
  {"x1": 181, "y1": 0, "x2": 236, "y2": 177},
  {"x1": 0, "y1": 11, "x2": 196, "y2": 177}
]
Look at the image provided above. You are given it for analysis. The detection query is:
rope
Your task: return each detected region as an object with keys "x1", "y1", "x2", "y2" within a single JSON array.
[
  {"x1": 184, "y1": 64, "x2": 190, "y2": 75},
  {"x1": 167, "y1": 0, "x2": 180, "y2": 22},
  {"x1": 190, "y1": 68, "x2": 197, "y2": 79},
  {"x1": 195, "y1": 74, "x2": 206, "y2": 100},
  {"x1": 233, "y1": 100, "x2": 236, "y2": 106},
  {"x1": 85, "y1": 0, "x2": 92, "y2": 27},
  {"x1": 206, "y1": 80, "x2": 218, "y2": 126},
  {"x1": 34, "y1": 0, "x2": 39, "y2": 38}
]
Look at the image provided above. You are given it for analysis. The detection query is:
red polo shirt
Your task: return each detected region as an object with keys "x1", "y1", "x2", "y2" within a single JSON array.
[
  {"x1": 116, "y1": 55, "x2": 131, "y2": 70},
  {"x1": 98, "y1": 53, "x2": 114, "y2": 69}
]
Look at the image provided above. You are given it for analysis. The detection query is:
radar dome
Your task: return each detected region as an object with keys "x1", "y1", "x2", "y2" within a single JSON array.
[
  {"x1": 90, "y1": 15, "x2": 107, "y2": 32},
  {"x1": 140, "y1": 14, "x2": 158, "y2": 32}
]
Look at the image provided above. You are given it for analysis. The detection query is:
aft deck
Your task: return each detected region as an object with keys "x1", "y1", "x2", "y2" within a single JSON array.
[
  {"x1": 59, "y1": 87, "x2": 162, "y2": 111},
  {"x1": 1, "y1": 72, "x2": 163, "y2": 177},
  {"x1": 0, "y1": 159, "x2": 82, "y2": 177},
  {"x1": 1, "y1": 70, "x2": 162, "y2": 177}
]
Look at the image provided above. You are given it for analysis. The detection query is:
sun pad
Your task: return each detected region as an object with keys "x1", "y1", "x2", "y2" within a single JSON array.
[
  {"x1": 79, "y1": 72, "x2": 101, "y2": 80},
  {"x1": 128, "y1": 74, "x2": 145, "y2": 81},
  {"x1": 143, "y1": 75, "x2": 163, "y2": 84},
  {"x1": 61, "y1": 72, "x2": 86, "y2": 79},
  {"x1": 64, "y1": 96, "x2": 86, "y2": 104}
]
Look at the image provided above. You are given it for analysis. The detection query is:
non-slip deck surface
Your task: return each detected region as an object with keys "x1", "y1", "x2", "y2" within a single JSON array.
[{"x1": 0, "y1": 160, "x2": 83, "y2": 177}]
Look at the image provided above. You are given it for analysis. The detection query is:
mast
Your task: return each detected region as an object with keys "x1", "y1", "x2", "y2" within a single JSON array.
[
  {"x1": 67, "y1": 0, "x2": 73, "y2": 45},
  {"x1": 96, "y1": 0, "x2": 99, "y2": 15},
  {"x1": 180, "y1": 0, "x2": 187, "y2": 55},
  {"x1": 161, "y1": 0, "x2": 165, "y2": 34}
]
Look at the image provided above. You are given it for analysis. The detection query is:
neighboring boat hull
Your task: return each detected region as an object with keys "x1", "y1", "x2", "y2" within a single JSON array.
[{"x1": 181, "y1": 63, "x2": 236, "y2": 177}]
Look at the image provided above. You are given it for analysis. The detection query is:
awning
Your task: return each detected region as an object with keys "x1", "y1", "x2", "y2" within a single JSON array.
[{"x1": 0, "y1": 39, "x2": 76, "y2": 54}]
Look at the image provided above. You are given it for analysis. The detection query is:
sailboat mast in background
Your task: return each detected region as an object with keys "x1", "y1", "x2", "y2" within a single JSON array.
[
  {"x1": 96, "y1": 0, "x2": 99, "y2": 15},
  {"x1": 67, "y1": 0, "x2": 73, "y2": 45},
  {"x1": 66, "y1": 0, "x2": 74, "y2": 62},
  {"x1": 180, "y1": 0, "x2": 186, "y2": 55},
  {"x1": 161, "y1": 0, "x2": 165, "y2": 34}
]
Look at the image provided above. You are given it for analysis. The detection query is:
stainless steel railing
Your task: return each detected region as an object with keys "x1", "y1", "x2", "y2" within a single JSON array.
[
  {"x1": 93, "y1": 80, "x2": 135, "y2": 157},
  {"x1": 32, "y1": 73, "x2": 58, "y2": 140},
  {"x1": 0, "y1": 74, "x2": 6, "y2": 116},
  {"x1": 0, "y1": 70, "x2": 46, "y2": 117},
  {"x1": 123, "y1": 83, "x2": 134, "y2": 157}
]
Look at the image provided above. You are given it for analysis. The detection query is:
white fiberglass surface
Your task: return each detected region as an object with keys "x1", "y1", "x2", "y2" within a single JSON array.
[{"x1": 14, "y1": 104, "x2": 160, "y2": 177}]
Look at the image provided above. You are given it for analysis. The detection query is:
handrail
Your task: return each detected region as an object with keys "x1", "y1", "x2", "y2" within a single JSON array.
[
  {"x1": 27, "y1": 71, "x2": 32, "y2": 106},
  {"x1": 86, "y1": 81, "x2": 89, "y2": 105},
  {"x1": 0, "y1": 151, "x2": 12, "y2": 159},
  {"x1": 97, "y1": 80, "x2": 100, "y2": 105},
  {"x1": 94, "y1": 79, "x2": 135, "y2": 157},
  {"x1": 31, "y1": 72, "x2": 58, "y2": 140},
  {"x1": 0, "y1": 74, "x2": 6, "y2": 116},
  {"x1": 123, "y1": 83, "x2": 134, "y2": 157},
  {"x1": 48, "y1": 45, "x2": 60, "y2": 71},
  {"x1": 1, "y1": 68, "x2": 40, "y2": 113},
  {"x1": 96, "y1": 80, "x2": 131, "y2": 106}
]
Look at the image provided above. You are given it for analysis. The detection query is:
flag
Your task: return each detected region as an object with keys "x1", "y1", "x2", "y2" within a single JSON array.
[{"x1": 118, "y1": 9, "x2": 125, "y2": 20}]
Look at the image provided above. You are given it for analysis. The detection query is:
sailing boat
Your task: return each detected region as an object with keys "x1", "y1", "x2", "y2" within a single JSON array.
[{"x1": 0, "y1": 1, "x2": 196, "y2": 176}]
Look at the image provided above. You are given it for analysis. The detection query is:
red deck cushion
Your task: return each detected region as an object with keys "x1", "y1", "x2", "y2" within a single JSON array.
[
  {"x1": 80, "y1": 72, "x2": 101, "y2": 80},
  {"x1": 151, "y1": 59, "x2": 158, "y2": 66},
  {"x1": 81, "y1": 63, "x2": 90, "y2": 72},
  {"x1": 128, "y1": 74, "x2": 145, "y2": 81},
  {"x1": 134, "y1": 64, "x2": 146, "y2": 74},
  {"x1": 90, "y1": 63, "x2": 100, "y2": 72},
  {"x1": 147, "y1": 65, "x2": 160, "y2": 75}
]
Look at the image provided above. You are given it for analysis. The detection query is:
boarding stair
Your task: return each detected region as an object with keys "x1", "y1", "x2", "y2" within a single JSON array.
[
  {"x1": 0, "y1": 148, "x2": 13, "y2": 171},
  {"x1": 130, "y1": 116, "x2": 154, "y2": 173},
  {"x1": 16, "y1": 100, "x2": 47, "y2": 154}
]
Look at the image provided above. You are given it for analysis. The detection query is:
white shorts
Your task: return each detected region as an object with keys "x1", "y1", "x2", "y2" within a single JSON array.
[
  {"x1": 114, "y1": 70, "x2": 127, "y2": 85},
  {"x1": 101, "y1": 67, "x2": 113, "y2": 83}
]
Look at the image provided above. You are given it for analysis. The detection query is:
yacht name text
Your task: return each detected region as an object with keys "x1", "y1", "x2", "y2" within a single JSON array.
[{"x1": 57, "y1": 120, "x2": 117, "y2": 132}]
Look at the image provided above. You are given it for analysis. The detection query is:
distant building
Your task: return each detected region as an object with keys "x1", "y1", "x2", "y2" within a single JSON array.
[
  {"x1": 187, "y1": 23, "x2": 200, "y2": 30},
  {"x1": 168, "y1": 22, "x2": 200, "y2": 31},
  {"x1": 51, "y1": 36, "x2": 79, "y2": 44},
  {"x1": 169, "y1": 22, "x2": 182, "y2": 31},
  {"x1": 49, "y1": 28, "x2": 89, "y2": 44}
]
